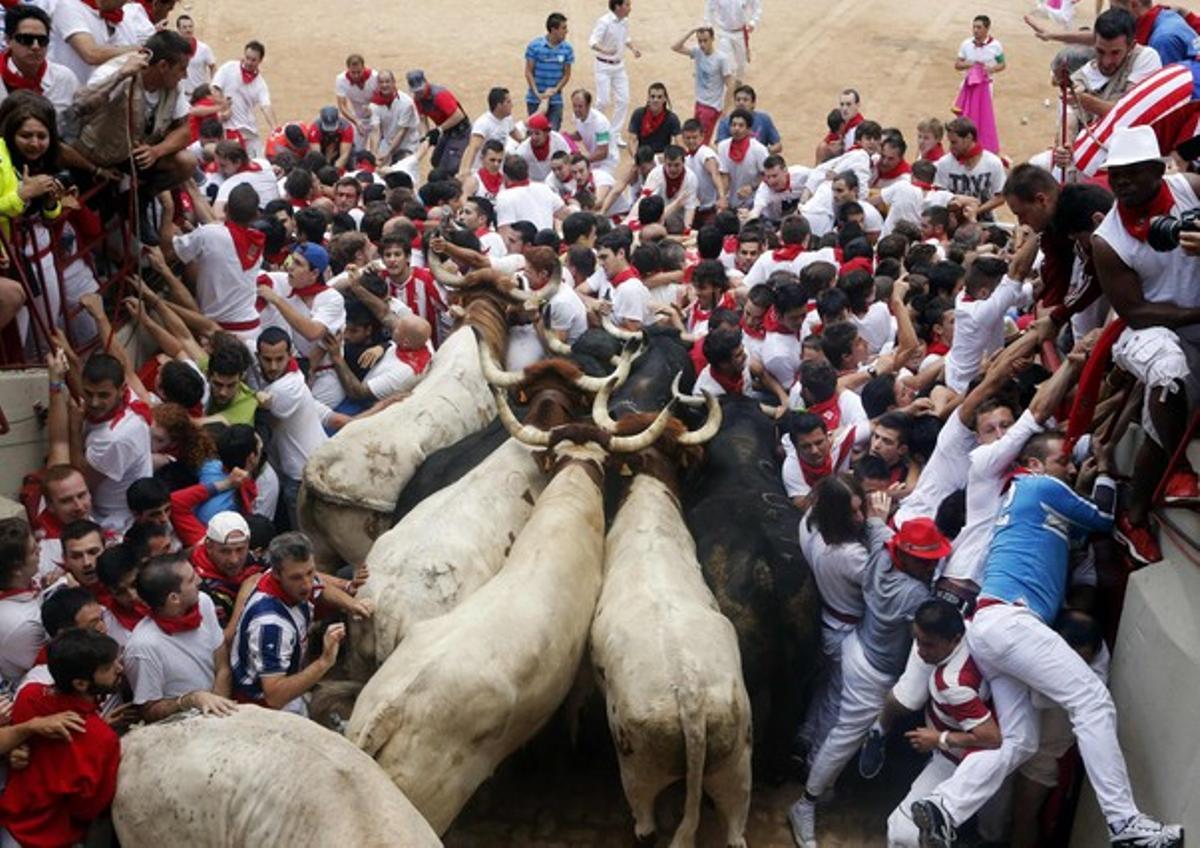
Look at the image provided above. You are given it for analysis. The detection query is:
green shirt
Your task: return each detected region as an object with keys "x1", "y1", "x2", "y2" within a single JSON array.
[{"x1": 201, "y1": 356, "x2": 259, "y2": 425}]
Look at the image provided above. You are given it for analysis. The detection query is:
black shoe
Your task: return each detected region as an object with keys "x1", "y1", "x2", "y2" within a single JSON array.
[
  {"x1": 858, "y1": 725, "x2": 886, "y2": 779},
  {"x1": 911, "y1": 798, "x2": 956, "y2": 848}
]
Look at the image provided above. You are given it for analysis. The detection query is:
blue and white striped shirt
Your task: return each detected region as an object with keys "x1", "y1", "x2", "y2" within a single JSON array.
[
  {"x1": 230, "y1": 585, "x2": 313, "y2": 713},
  {"x1": 525, "y1": 36, "x2": 574, "y2": 105}
]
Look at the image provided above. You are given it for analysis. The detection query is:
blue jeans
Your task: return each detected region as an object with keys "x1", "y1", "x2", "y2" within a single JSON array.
[{"x1": 526, "y1": 98, "x2": 564, "y2": 131}]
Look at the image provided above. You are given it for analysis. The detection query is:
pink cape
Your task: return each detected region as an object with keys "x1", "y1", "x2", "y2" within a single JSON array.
[{"x1": 955, "y1": 63, "x2": 1001, "y2": 154}]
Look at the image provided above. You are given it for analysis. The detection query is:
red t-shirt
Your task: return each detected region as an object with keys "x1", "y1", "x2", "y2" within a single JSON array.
[
  {"x1": 416, "y1": 86, "x2": 460, "y2": 125},
  {"x1": 307, "y1": 122, "x2": 354, "y2": 146}
]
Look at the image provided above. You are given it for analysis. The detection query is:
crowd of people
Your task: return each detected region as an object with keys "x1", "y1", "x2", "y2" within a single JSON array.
[{"x1": 0, "y1": 0, "x2": 1195, "y2": 845}]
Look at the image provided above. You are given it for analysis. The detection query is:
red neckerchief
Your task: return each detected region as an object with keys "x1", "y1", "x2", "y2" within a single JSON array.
[
  {"x1": 762, "y1": 306, "x2": 797, "y2": 337},
  {"x1": 710, "y1": 365, "x2": 744, "y2": 396},
  {"x1": 80, "y1": 0, "x2": 123, "y2": 24},
  {"x1": 609, "y1": 267, "x2": 639, "y2": 288},
  {"x1": 192, "y1": 544, "x2": 260, "y2": 593},
  {"x1": 289, "y1": 197, "x2": 310, "y2": 209},
  {"x1": 889, "y1": 461, "x2": 908, "y2": 484},
  {"x1": 239, "y1": 62, "x2": 258, "y2": 85},
  {"x1": 505, "y1": 178, "x2": 530, "y2": 189},
  {"x1": 924, "y1": 143, "x2": 945, "y2": 162},
  {"x1": 0, "y1": 52, "x2": 45, "y2": 93},
  {"x1": 370, "y1": 89, "x2": 396, "y2": 107},
  {"x1": 0, "y1": 586, "x2": 37, "y2": 601},
  {"x1": 808, "y1": 394, "x2": 842, "y2": 429},
  {"x1": 722, "y1": 235, "x2": 738, "y2": 254},
  {"x1": 86, "y1": 387, "x2": 152, "y2": 428},
  {"x1": 92, "y1": 586, "x2": 148, "y2": 632},
  {"x1": 395, "y1": 345, "x2": 431, "y2": 374},
  {"x1": 972, "y1": 36, "x2": 994, "y2": 48},
  {"x1": 1001, "y1": 464, "x2": 1032, "y2": 493},
  {"x1": 727, "y1": 135, "x2": 750, "y2": 163},
  {"x1": 1117, "y1": 181, "x2": 1174, "y2": 241},
  {"x1": 664, "y1": 168, "x2": 684, "y2": 198},
  {"x1": 236, "y1": 161, "x2": 263, "y2": 174},
  {"x1": 151, "y1": 602, "x2": 203, "y2": 635},
  {"x1": 912, "y1": 179, "x2": 935, "y2": 190},
  {"x1": 1134, "y1": 5, "x2": 1166, "y2": 45},
  {"x1": 185, "y1": 36, "x2": 197, "y2": 57},
  {"x1": 477, "y1": 167, "x2": 503, "y2": 195},
  {"x1": 840, "y1": 256, "x2": 874, "y2": 276},
  {"x1": 772, "y1": 243, "x2": 804, "y2": 262},
  {"x1": 740, "y1": 317, "x2": 766, "y2": 340},
  {"x1": 876, "y1": 159, "x2": 912, "y2": 181},
  {"x1": 799, "y1": 451, "x2": 833, "y2": 486},
  {"x1": 839, "y1": 112, "x2": 864, "y2": 139},
  {"x1": 135, "y1": 0, "x2": 153, "y2": 18},
  {"x1": 347, "y1": 68, "x2": 373, "y2": 89},
  {"x1": 35, "y1": 509, "x2": 63, "y2": 540},
  {"x1": 530, "y1": 134, "x2": 551, "y2": 161},
  {"x1": 255, "y1": 569, "x2": 322, "y2": 605},
  {"x1": 639, "y1": 107, "x2": 667, "y2": 139},
  {"x1": 953, "y1": 142, "x2": 984, "y2": 165},
  {"x1": 225, "y1": 221, "x2": 265, "y2": 270},
  {"x1": 926, "y1": 339, "x2": 950, "y2": 356}
]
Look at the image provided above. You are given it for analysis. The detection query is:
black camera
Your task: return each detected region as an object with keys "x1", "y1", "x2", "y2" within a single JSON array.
[{"x1": 1147, "y1": 208, "x2": 1200, "y2": 252}]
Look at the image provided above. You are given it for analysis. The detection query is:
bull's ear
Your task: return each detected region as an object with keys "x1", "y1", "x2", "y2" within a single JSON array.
[{"x1": 619, "y1": 461, "x2": 633, "y2": 477}]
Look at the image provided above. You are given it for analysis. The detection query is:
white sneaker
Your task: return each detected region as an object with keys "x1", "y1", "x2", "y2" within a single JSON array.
[
  {"x1": 1110, "y1": 815, "x2": 1184, "y2": 847},
  {"x1": 788, "y1": 797, "x2": 817, "y2": 848}
]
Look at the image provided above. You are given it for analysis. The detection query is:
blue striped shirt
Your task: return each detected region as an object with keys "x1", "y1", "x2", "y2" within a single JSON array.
[
  {"x1": 230, "y1": 588, "x2": 312, "y2": 711},
  {"x1": 525, "y1": 36, "x2": 574, "y2": 105}
]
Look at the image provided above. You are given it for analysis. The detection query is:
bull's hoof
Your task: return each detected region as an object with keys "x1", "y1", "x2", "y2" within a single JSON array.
[{"x1": 634, "y1": 831, "x2": 656, "y2": 847}]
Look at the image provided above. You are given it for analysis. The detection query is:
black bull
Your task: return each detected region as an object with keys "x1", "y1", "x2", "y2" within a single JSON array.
[{"x1": 683, "y1": 397, "x2": 820, "y2": 774}]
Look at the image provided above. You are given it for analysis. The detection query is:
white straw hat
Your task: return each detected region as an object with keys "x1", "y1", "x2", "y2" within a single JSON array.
[{"x1": 1103, "y1": 126, "x2": 1164, "y2": 169}]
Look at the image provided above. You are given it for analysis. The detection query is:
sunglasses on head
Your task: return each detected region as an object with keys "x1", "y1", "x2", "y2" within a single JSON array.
[{"x1": 13, "y1": 33, "x2": 50, "y2": 47}]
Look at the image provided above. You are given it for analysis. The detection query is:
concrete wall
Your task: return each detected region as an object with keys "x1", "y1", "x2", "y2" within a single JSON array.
[
  {"x1": 1071, "y1": 502, "x2": 1200, "y2": 845},
  {"x1": 0, "y1": 368, "x2": 48, "y2": 500}
]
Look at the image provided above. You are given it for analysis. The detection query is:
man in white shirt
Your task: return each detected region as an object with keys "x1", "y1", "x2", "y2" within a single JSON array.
[
  {"x1": 934, "y1": 117, "x2": 1007, "y2": 217},
  {"x1": 171, "y1": 184, "x2": 265, "y2": 346},
  {"x1": 326, "y1": 314, "x2": 431, "y2": 413},
  {"x1": 253, "y1": 328, "x2": 331, "y2": 528},
  {"x1": 495, "y1": 154, "x2": 567, "y2": 233},
  {"x1": 943, "y1": 254, "x2": 1033, "y2": 394},
  {"x1": 515, "y1": 112, "x2": 572, "y2": 183},
  {"x1": 716, "y1": 108, "x2": 769, "y2": 210},
  {"x1": 633, "y1": 145, "x2": 699, "y2": 232},
  {"x1": 0, "y1": 519, "x2": 46, "y2": 686},
  {"x1": 175, "y1": 13, "x2": 212, "y2": 96},
  {"x1": 569, "y1": 153, "x2": 616, "y2": 209},
  {"x1": 805, "y1": 120, "x2": 879, "y2": 201},
  {"x1": 75, "y1": 354, "x2": 152, "y2": 533},
  {"x1": 751, "y1": 154, "x2": 811, "y2": 222},
  {"x1": 704, "y1": 0, "x2": 761, "y2": 85},
  {"x1": 211, "y1": 140, "x2": 279, "y2": 217},
  {"x1": 459, "y1": 86, "x2": 521, "y2": 176},
  {"x1": 0, "y1": 6, "x2": 79, "y2": 120},
  {"x1": 457, "y1": 196, "x2": 508, "y2": 258},
  {"x1": 124, "y1": 552, "x2": 237, "y2": 722},
  {"x1": 589, "y1": 0, "x2": 640, "y2": 148},
  {"x1": 368, "y1": 70, "x2": 419, "y2": 164},
  {"x1": 335, "y1": 53, "x2": 378, "y2": 143},
  {"x1": 568, "y1": 88, "x2": 620, "y2": 173},
  {"x1": 48, "y1": 0, "x2": 140, "y2": 84},
  {"x1": 597, "y1": 231, "x2": 655, "y2": 329},
  {"x1": 681, "y1": 118, "x2": 722, "y2": 223},
  {"x1": 211, "y1": 40, "x2": 277, "y2": 157}
]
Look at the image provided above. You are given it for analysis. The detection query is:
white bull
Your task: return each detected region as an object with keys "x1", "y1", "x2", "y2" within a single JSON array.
[
  {"x1": 111, "y1": 706, "x2": 442, "y2": 847},
  {"x1": 299, "y1": 327, "x2": 496, "y2": 566},
  {"x1": 590, "y1": 393, "x2": 752, "y2": 848},
  {"x1": 347, "y1": 394, "x2": 672, "y2": 835}
]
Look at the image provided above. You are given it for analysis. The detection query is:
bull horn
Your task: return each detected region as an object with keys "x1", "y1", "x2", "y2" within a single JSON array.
[
  {"x1": 609, "y1": 339, "x2": 645, "y2": 369},
  {"x1": 478, "y1": 339, "x2": 525, "y2": 389},
  {"x1": 536, "y1": 321, "x2": 574, "y2": 357},
  {"x1": 492, "y1": 386, "x2": 552, "y2": 447},
  {"x1": 669, "y1": 372, "x2": 706, "y2": 407},
  {"x1": 601, "y1": 316, "x2": 643, "y2": 342},
  {"x1": 591, "y1": 374, "x2": 619, "y2": 432},
  {"x1": 676, "y1": 390, "x2": 723, "y2": 445},
  {"x1": 574, "y1": 340, "x2": 638, "y2": 394},
  {"x1": 609, "y1": 402, "x2": 675, "y2": 453}
]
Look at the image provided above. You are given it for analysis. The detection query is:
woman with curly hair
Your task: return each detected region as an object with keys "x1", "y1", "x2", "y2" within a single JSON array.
[{"x1": 151, "y1": 402, "x2": 216, "y2": 491}]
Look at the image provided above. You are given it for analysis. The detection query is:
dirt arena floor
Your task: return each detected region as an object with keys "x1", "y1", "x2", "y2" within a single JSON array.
[{"x1": 189, "y1": 0, "x2": 1083, "y2": 843}]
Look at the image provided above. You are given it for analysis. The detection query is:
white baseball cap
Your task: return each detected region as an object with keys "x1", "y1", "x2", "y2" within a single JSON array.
[
  {"x1": 1103, "y1": 126, "x2": 1164, "y2": 170},
  {"x1": 206, "y1": 511, "x2": 250, "y2": 545}
]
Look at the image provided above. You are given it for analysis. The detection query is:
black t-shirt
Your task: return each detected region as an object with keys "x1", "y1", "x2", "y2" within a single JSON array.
[{"x1": 628, "y1": 108, "x2": 681, "y2": 153}]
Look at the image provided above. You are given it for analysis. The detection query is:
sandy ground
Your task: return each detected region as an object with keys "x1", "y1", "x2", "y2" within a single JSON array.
[{"x1": 188, "y1": 0, "x2": 1077, "y2": 844}]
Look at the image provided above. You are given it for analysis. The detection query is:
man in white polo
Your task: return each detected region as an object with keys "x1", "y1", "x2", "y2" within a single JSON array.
[{"x1": 589, "y1": 0, "x2": 640, "y2": 148}]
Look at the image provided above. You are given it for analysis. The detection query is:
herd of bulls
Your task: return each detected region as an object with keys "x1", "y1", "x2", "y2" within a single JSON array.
[{"x1": 109, "y1": 279, "x2": 822, "y2": 846}]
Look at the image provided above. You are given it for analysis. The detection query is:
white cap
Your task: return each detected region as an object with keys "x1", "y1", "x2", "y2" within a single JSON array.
[
  {"x1": 206, "y1": 511, "x2": 250, "y2": 545},
  {"x1": 1103, "y1": 126, "x2": 1164, "y2": 169}
]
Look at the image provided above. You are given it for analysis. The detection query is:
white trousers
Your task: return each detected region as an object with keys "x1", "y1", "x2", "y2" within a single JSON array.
[
  {"x1": 931, "y1": 603, "x2": 1139, "y2": 829},
  {"x1": 594, "y1": 61, "x2": 630, "y2": 140},
  {"x1": 805, "y1": 631, "x2": 895, "y2": 797},
  {"x1": 715, "y1": 28, "x2": 749, "y2": 80},
  {"x1": 799, "y1": 622, "x2": 851, "y2": 765},
  {"x1": 888, "y1": 753, "x2": 958, "y2": 847}
]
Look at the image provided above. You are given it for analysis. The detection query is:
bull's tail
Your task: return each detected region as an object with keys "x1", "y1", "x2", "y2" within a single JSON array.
[{"x1": 671, "y1": 668, "x2": 707, "y2": 848}]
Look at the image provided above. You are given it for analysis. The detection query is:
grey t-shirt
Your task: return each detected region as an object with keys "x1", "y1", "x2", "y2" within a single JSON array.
[
  {"x1": 691, "y1": 47, "x2": 731, "y2": 109},
  {"x1": 858, "y1": 518, "x2": 934, "y2": 677}
]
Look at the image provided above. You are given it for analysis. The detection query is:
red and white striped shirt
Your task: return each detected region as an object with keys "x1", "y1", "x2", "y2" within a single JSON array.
[
  {"x1": 1073, "y1": 62, "x2": 1198, "y2": 176},
  {"x1": 926, "y1": 638, "x2": 992, "y2": 763}
]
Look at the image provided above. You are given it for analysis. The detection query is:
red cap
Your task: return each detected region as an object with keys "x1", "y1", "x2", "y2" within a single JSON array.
[
  {"x1": 527, "y1": 114, "x2": 551, "y2": 132},
  {"x1": 887, "y1": 518, "x2": 952, "y2": 561}
]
